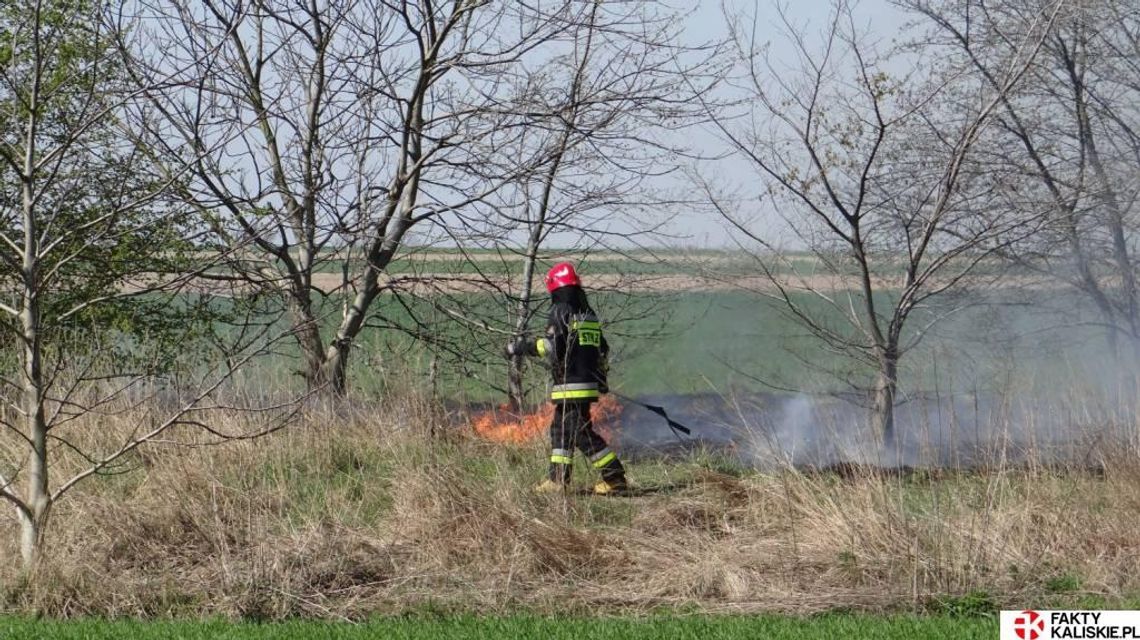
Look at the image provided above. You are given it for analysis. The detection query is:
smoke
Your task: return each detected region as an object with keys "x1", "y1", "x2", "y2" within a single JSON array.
[
  {"x1": 614, "y1": 387, "x2": 1139, "y2": 471},
  {"x1": 604, "y1": 280, "x2": 1140, "y2": 470}
]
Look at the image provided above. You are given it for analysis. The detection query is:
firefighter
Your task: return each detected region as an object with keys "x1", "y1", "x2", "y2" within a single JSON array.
[{"x1": 507, "y1": 262, "x2": 628, "y2": 495}]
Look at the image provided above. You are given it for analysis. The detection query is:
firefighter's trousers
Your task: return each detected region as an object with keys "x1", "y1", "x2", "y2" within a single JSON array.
[{"x1": 548, "y1": 401, "x2": 625, "y2": 484}]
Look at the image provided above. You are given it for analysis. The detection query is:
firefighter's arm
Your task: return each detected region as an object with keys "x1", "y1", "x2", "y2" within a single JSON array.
[
  {"x1": 506, "y1": 307, "x2": 567, "y2": 359},
  {"x1": 535, "y1": 305, "x2": 570, "y2": 361},
  {"x1": 506, "y1": 334, "x2": 554, "y2": 359}
]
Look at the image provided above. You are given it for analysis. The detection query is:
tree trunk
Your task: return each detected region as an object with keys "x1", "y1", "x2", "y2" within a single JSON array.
[
  {"x1": 507, "y1": 354, "x2": 526, "y2": 412},
  {"x1": 295, "y1": 311, "x2": 330, "y2": 393},
  {"x1": 507, "y1": 251, "x2": 538, "y2": 411},
  {"x1": 873, "y1": 348, "x2": 899, "y2": 445},
  {"x1": 315, "y1": 339, "x2": 350, "y2": 396},
  {"x1": 18, "y1": 505, "x2": 46, "y2": 569},
  {"x1": 291, "y1": 248, "x2": 396, "y2": 397},
  {"x1": 506, "y1": 190, "x2": 548, "y2": 411},
  {"x1": 310, "y1": 236, "x2": 401, "y2": 397},
  {"x1": 20, "y1": 258, "x2": 48, "y2": 569},
  {"x1": 1106, "y1": 322, "x2": 1121, "y2": 362},
  {"x1": 19, "y1": 95, "x2": 48, "y2": 569}
]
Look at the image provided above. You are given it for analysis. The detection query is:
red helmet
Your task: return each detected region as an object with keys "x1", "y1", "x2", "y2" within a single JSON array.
[{"x1": 545, "y1": 262, "x2": 581, "y2": 293}]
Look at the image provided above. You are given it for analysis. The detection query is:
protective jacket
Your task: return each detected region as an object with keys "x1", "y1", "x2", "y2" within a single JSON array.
[{"x1": 525, "y1": 285, "x2": 609, "y2": 403}]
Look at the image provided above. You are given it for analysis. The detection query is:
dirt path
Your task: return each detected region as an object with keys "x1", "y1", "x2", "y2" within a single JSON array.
[
  {"x1": 124, "y1": 269, "x2": 1056, "y2": 298},
  {"x1": 301, "y1": 271, "x2": 1055, "y2": 295}
]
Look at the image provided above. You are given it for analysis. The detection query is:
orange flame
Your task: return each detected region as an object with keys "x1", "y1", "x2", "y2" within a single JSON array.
[{"x1": 472, "y1": 395, "x2": 623, "y2": 446}]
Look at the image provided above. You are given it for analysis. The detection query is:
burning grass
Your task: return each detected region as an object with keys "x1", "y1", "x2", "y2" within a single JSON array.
[
  {"x1": 470, "y1": 395, "x2": 623, "y2": 445},
  {"x1": 3, "y1": 394, "x2": 1140, "y2": 620}
]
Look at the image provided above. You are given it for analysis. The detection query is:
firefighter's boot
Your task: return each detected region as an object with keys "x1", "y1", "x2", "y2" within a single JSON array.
[
  {"x1": 587, "y1": 447, "x2": 628, "y2": 495},
  {"x1": 533, "y1": 479, "x2": 565, "y2": 494},
  {"x1": 591, "y1": 478, "x2": 629, "y2": 496},
  {"x1": 536, "y1": 449, "x2": 573, "y2": 494}
]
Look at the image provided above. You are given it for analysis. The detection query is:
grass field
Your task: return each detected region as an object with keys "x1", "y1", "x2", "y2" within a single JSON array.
[
  {"x1": 0, "y1": 613, "x2": 998, "y2": 639},
  {"x1": 5, "y1": 396, "x2": 1137, "y2": 621}
]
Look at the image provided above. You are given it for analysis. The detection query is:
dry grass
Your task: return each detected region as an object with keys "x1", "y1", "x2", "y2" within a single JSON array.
[{"x1": 2, "y1": 394, "x2": 1138, "y2": 620}]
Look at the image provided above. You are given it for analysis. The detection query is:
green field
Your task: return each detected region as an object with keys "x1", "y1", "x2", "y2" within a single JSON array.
[
  {"x1": 0, "y1": 614, "x2": 997, "y2": 639},
  {"x1": 246, "y1": 286, "x2": 1109, "y2": 403},
  {"x1": 185, "y1": 245, "x2": 1115, "y2": 404}
]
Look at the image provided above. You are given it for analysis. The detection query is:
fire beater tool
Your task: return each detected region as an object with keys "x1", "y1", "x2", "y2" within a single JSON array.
[{"x1": 611, "y1": 392, "x2": 692, "y2": 439}]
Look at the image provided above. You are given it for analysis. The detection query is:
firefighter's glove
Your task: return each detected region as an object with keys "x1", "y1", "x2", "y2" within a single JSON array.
[{"x1": 505, "y1": 338, "x2": 526, "y2": 358}]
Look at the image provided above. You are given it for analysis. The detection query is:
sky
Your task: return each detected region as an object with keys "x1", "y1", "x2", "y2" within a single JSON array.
[{"x1": 662, "y1": 0, "x2": 913, "y2": 248}]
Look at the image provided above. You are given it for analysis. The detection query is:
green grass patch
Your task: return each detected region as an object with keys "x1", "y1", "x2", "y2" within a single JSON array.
[
  {"x1": 200, "y1": 280, "x2": 1115, "y2": 403},
  {"x1": 926, "y1": 590, "x2": 998, "y2": 618},
  {"x1": 0, "y1": 614, "x2": 998, "y2": 639},
  {"x1": 370, "y1": 288, "x2": 1109, "y2": 400},
  {"x1": 1046, "y1": 574, "x2": 1083, "y2": 594}
]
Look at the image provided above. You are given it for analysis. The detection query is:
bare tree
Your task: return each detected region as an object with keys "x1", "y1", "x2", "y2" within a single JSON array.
[
  {"x1": 0, "y1": 0, "x2": 298, "y2": 569},
  {"x1": 899, "y1": 0, "x2": 1140, "y2": 362},
  {"x1": 127, "y1": 0, "x2": 586, "y2": 395},
  {"x1": 699, "y1": 0, "x2": 1061, "y2": 440}
]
